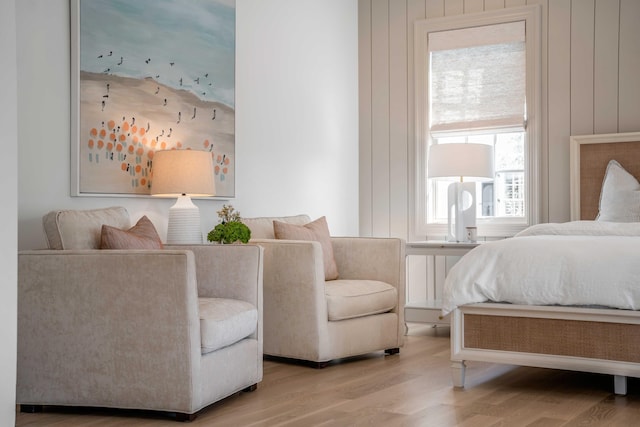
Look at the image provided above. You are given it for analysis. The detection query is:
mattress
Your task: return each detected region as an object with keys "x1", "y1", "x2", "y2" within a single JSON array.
[{"x1": 442, "y1": 221, "x2": 640, "y2": 315}]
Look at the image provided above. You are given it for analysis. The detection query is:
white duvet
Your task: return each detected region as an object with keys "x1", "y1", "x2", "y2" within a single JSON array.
[{"x1": 441, "y1": 221, "x2": 640, "y2": 315}]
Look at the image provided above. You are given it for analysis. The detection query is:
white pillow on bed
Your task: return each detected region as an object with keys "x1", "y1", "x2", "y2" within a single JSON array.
[{"x1": 597, "y1": 159, "x2": 640, "y2": 222}]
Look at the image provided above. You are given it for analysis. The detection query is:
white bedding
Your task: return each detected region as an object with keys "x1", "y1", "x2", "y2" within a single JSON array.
[{"x1": 441, "y1": 221, "x2": 640, "y2": 315}]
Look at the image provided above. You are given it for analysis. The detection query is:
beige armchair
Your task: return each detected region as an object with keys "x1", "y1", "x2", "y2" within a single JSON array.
[
  {"x1": 243, "y1": 215, "x2": 405, "y2": 367},
  {"x1": 17, "y1": 207, "x2": 264, "y2": 421}
]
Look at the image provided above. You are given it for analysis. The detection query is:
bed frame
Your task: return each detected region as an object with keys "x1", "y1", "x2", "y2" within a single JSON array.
[{"x1": 451, "y1": 131, "x2": 640, "y2": 395}]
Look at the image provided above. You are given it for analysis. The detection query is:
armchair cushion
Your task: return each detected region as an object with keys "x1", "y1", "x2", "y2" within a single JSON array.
[
  {"x1": 100, "y1": 215, "x2": 163, "y2": 249},
  {"x1": 198, "y1": 297, "x2": 258, "y2": 354},
  {"x1": 242, "y1": 214, "x2": 310, "y2": 239},
  {"x1": 43, "y1": 206, "x2": 130, "y2": 249},
  {"x1": 273, "y1": 216, "x2": 339, "y2": 280},
  {"x1": 325, "y1": 280, "x2": 397, "y2": 321}
]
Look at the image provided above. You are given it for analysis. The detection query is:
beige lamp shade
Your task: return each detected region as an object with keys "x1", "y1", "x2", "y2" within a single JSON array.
[
  {"x1": 427, "y1": 143, "x2": 494, "y2": 181},
  {"x1": 151, "y1": 149, "x2": 215, "y2": 197}
]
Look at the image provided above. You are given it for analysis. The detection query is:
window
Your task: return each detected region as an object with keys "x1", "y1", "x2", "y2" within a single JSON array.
[{"x1": 413, "y1": 6, "x2": 541, "y2": 238}]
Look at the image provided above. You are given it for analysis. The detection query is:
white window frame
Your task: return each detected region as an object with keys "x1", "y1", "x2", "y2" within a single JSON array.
[{"x1": 412, "y1": 5, "x2": 542, "y2": 239}]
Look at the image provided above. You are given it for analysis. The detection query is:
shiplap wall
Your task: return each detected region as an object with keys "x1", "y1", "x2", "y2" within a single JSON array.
[
  {"x1": 359, "y1": 0, "x2": 640, "y2": 240},
  {"x1": 359, "y1": 0, "x2": 640, "y2": 303}
]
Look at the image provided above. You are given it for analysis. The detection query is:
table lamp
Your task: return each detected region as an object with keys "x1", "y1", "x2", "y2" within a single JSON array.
[
  {"x1": 427, "y1": 143, "x2": 494, "y2": 242},
  {"x1": 151, "y1": 149, "x2": 215, "y2": 244}
]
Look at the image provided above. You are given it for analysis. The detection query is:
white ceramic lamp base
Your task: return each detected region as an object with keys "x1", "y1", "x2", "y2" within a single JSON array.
[
  {"x1": 166, "y1": 195, "x2": 203, "y2": 244},
  {"x1": 447, "y1": 181, "x2": 476, "y2": 242}
]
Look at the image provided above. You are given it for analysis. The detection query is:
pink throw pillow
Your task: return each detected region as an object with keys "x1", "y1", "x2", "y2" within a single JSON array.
[
  {"x1": 100, "y1": 215, "x2": 163, "y2": 249},
  {"x1": 273, "y1": 216, "x2": 339, "y2": 280}
]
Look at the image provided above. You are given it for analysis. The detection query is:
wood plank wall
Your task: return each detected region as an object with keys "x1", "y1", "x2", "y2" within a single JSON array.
[{"x1": 359, "y1": 0, "x2": 640, "y2": 240}]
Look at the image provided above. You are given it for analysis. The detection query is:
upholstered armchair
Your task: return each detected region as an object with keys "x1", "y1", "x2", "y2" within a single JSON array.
[
  {"x1": 242, "y1": 215, "x2": 405, "y2": 367},
  {"x1": 17, "y1": 207, "x2": 264, "y2": 421}
]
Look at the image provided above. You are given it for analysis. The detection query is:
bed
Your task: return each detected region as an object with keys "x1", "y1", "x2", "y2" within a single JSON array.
[{"x1": 445, "y1": 131, "x2": 640, "y2": 395}]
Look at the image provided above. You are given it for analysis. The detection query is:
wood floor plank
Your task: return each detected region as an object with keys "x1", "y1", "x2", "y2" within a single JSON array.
[
  {"x1": 15, "y1": 324, "x2": 640, "y2": 426},
  {"x1": 525, "y1": 417, "x2": 567, "y2": 427}
]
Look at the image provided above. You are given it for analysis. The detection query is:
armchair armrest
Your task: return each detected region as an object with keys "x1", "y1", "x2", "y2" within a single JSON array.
[
  {"x1": 164, "y1": 244, "x2": 263, "y2": 306},
  {"x1": 249, "y1": 239, "x2": 325, "y2": 305},
  {"x1": 331, "y1": 237, "x2": 405, "y2": 286},
  {"x1": 249, "y1": 239, "x2": 329, "y2": 359},
  {"x1": 17, "y1": 249, "x2": 201, "y2": 411},
  {"x1": 331, "y1": 237, "x2": 405, "y2": 320}
]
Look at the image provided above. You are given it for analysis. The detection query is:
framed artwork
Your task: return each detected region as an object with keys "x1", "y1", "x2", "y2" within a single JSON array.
[{"x1": 71, "y1": 0, "x2": 235, "y2": 197}]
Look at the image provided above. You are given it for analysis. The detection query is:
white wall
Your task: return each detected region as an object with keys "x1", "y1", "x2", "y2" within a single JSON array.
[
  {"x1": 0, "y1": 0, "x2": 18, "y2": 424},
  {"x1": 359, "y1": 0, "x2": 640, "y2": 239},
  {"x1": 17, "y1": 0, "x2": 359, "y2": 250},
  {"x1": 236, "y1": 0, "x2": 359, "y2": 231}
]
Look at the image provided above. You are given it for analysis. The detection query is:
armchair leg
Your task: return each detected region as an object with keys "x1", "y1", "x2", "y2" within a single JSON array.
[
  {"x1": 20, "y1": 405, "x2": 43, "y2": 413},
  {"x1": 174, "y1": 412, "x2": 197, "y2": 422},
  {"x1": 385, "y1": 348, "x2": 400, "y2": 355},
  {"x1": 242, "y1": 383, "x2": 258, "y2": 392}
]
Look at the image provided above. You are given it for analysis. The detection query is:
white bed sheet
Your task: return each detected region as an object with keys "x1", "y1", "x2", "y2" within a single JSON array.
[{"x1": 441, "y1": 221, "x2": 640, "y2": 315}]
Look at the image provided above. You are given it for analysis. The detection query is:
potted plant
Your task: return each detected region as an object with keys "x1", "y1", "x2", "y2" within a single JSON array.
[{"x1": 207, "y1": 205, "x2": 251, "y2": 244}]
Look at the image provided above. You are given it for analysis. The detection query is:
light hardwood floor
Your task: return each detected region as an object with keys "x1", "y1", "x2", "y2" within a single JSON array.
[{"x1": 15, "y1": 324, "x2": 640, "y2": 426}]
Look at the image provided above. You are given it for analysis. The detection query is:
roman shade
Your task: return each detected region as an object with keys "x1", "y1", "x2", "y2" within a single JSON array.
[{"x1": 428, "y1": 20, "x2": 526, "y2": 134}]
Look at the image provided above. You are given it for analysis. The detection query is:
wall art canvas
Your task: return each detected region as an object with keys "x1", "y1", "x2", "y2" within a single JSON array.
[{"x1": 71, "y1": 0, "x2": 235, "y2": 197}]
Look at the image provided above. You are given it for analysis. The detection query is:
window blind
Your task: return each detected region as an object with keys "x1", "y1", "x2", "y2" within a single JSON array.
[{"x1": 428, "y1": 21, "x2": 526, "y2": 134}]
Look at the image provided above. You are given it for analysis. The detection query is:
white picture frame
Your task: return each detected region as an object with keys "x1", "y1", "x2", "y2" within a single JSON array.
[{"x1": 70, "y1": 0, "x2": 236, "y2": 198}]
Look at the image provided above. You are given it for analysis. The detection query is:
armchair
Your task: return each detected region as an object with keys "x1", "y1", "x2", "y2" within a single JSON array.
[
  {"x1": 243, "y1": 215, "x2": 405, "y2": 367},
  {"x1": 17, "y1": 207, "x2": 264, "y2": 421}
]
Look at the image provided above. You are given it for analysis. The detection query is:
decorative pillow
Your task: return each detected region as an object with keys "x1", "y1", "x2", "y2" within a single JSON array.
[
  {"x1": 597, "y1": 160, "x2": 640, "y2": 222},
  {"x1": 100, "y1": 216, "x2": 163, "y2": 249},
  {"x1": 242, "y1": 214, "x2": 311, "y2": 239},
  {"x1": 273, "y1": 216, "x2": 339, "y2": 280}
]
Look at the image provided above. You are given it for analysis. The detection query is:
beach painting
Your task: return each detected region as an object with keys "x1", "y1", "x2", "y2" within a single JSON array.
[{"x1": 71, "y1": 0, "x2": 235, "y2": 197}]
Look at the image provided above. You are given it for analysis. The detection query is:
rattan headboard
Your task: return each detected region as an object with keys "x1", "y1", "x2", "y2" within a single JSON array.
[{"x1": 570, "y1": 132, "x2": 640, "y2": 220}]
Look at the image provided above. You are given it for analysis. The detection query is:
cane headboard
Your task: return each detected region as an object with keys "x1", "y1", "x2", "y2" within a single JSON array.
[{"x1": 570, "y1": 132, "x2": 640, "y2": 221}]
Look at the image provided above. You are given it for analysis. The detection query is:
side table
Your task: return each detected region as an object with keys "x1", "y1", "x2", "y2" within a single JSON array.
[{"x1": 405, "y1": 241, "x2": 479, "y2": 327}]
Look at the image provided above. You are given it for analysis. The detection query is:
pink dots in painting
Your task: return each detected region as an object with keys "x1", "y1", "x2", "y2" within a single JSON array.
[{"x1": 85, "y1": 118, "x2": 157, "y2": 190}]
